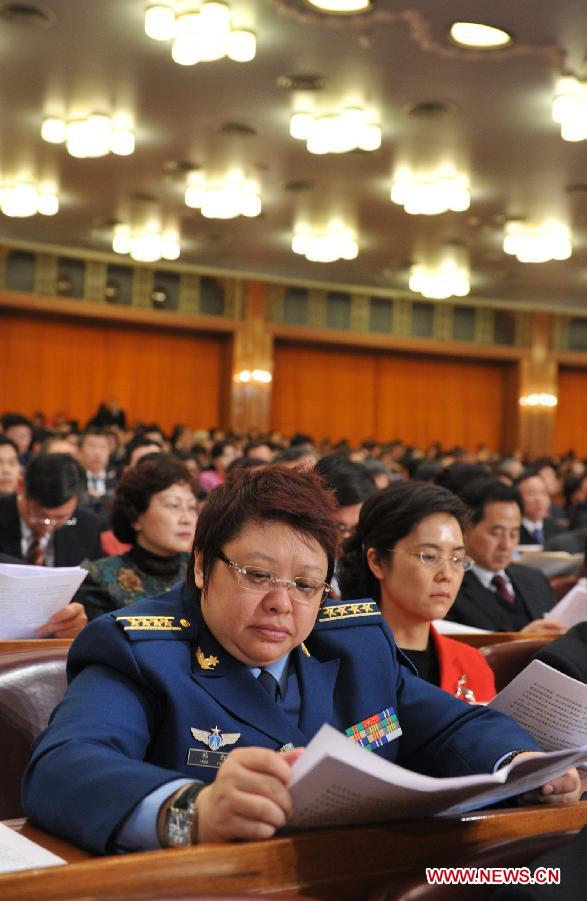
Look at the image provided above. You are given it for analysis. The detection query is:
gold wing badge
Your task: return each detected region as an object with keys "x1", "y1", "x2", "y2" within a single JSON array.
[{"x1": 191, "y1": 725, "x2": 241, "y2": 751}]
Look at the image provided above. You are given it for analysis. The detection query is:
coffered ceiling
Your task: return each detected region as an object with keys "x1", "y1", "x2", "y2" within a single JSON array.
[{"x1": 2, "y1": 0, "x2": 587, "y2": 310}]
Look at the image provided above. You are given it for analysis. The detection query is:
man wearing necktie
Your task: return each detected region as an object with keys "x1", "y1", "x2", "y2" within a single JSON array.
[
  {"x1": 446, "y1": 479, "x2": 566, "y2": 634},
  {"x1": 515, "y1": 470, "x2": 565, "y2": 547}
]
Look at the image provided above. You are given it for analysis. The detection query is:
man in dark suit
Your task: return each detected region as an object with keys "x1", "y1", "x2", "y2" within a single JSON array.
[
  {"x1": 446, "y1": 479, "x2": 566, "y2": 633},
  {"x1": 0, "y1": 453, "x2": 101, "y2": 638},
  {"x1": 515, "y1": 470, "x2": 566, "y2": 546},
  {"x1": 0, "y1": 453, "x2": 102, "y2": 566}
]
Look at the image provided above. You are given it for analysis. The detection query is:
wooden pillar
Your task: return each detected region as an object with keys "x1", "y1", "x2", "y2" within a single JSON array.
[
  {"x1": 516, "y1": 312, "x2": 558, "y2": 458},
  {"x1": 229, "y1": 280, "x2": 274, "y2": 433}
]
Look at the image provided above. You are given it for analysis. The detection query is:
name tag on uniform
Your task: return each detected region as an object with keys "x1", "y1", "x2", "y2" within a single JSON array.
[
  {"x1": 187, "y1": 748, "x2": 230, "y2": 769},
  {"x1": 187, "y1": 724, "x2": 240, "y2": 768}
]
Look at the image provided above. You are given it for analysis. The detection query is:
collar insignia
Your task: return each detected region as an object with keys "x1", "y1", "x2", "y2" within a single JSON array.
[
  {"x1": 191, "y1": 725, "x2": 240, "y2": 751},
  {"x1": 196, "y1": 646, "x2": 219, "y2": 670}
]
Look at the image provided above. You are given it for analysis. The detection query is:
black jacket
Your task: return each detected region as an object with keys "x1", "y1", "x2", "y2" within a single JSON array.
[
  {"x1": 446, "y1": 564, "x2": 556, "y2": 632},
  {"x1": 534, "y1": 622, "x2": 587, "y2": 683},
  {"x1": 0, "y1": 493, "x2": 102, "y2": 566},
  {"x1": 518, "y1": 517, "x2": 566, "y2": 546}
]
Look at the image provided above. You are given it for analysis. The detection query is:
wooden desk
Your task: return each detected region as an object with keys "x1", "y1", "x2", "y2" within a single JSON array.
[
  {"x1": 0, "y1": 639, "x2": 72, "y2": 655},
  {"x1": 448, "y1": 632, "x2": 555, "y2": 649},
  {"x1": 2, "y1": 804, "x2": 586, "y2": 900}
]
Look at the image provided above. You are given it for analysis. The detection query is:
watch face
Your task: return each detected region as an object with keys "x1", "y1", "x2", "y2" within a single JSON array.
[{"x1": 166, "y1": 808, "x2": 192, "y2": 846}]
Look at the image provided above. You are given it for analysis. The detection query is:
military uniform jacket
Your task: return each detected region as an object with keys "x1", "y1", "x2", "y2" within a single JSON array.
[{"x1": 23, "y1": 585, "x2": 539, "y2": 854}]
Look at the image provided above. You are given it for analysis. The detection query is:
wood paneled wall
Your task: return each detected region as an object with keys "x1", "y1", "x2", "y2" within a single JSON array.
[
  {"x1": 0, "y1": 311, "x2": 228, "y2": 431},
  {"x1": 555, "y1": 367, "x2": 587, "y2": 455},
  {"x1": 272, "y1": 342, "x2": 510, "y2": 447}
]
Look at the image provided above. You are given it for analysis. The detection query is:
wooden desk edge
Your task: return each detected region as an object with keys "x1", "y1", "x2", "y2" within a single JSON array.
[{"x1": 3, "y1": 804, "x2": 586, "y2": 900}]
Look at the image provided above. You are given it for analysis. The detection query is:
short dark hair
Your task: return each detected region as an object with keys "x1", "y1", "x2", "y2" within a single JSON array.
[
  {"x1": 79, "y1": 428, "x2": 110, "y2": 447},
  {"x1": 2, "y1": 413, "x2": 32, "y2": 432},
  {"x1": 338, "y1": 481, "x2": 469, "y2": 601},
  {"x1": 315, "y1": 453, "x2": 376, "y2": 507},
  {"x1": 24, "y1": 453, "x2": 86, "y2": 507},
  {"x1": 458, "y1": 477, "x2": 523, "y2": 525},
  {"x1": 0, "y1": 435, "x2": 19, "y2": 456},
  {"x1": 514, "y1": 467, "x2": 544, "y2": 489},
  {"x1": 189, "y1": 465, "x2": 338, "y2": 595},
  {"x1": 111, "y1": 455, "x2": 198, "y2": 543},
  {"x1": 124, "y1": 435, "x2": 163, "y2": 466}
]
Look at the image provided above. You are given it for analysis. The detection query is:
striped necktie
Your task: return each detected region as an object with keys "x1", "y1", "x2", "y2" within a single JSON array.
[{"x1": 26, "y1": 532, "x2": 45, "y2": 566}]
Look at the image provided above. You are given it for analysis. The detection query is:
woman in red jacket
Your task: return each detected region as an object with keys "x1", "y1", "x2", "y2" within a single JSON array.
[{"x1": 338, "y1": 480, "x2": 496, "y2": 703}]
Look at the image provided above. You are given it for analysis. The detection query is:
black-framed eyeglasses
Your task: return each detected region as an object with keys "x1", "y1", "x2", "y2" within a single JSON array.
[
  {"x1": 217, "y1": 550, "x2": 331, "y2": 604},
  {"x1": 389, "y1": 549, "x2": 473, "y2": 572}
]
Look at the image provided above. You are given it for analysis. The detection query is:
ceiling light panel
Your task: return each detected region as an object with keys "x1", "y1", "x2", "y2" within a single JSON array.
[
  {"x1": 391, "y1": 167, "x2": 470, "y2": 215},
  {"x1": 449, "y1": 21, "x2": 513, "y2": 49},
  {"x1": 185, "y1": 170, "x2": 262, "y2": 218},
  {"x1": 292, "y1": 221, "x2": 358, "y2": 262},
  {"x1": 503, "y1": 221, "x2": 572, "y2": 263},
  {"x1": 290, "y1": 106, "x2": 381, "y2": 154},
  {"x1": 145, "y1": 2, "x2": 256, "y2": 64},
  {"x1": 553, "y1": 76, "x2": 587, "y2": 141}
]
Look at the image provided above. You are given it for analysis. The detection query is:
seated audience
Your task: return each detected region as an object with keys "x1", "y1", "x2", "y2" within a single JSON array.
[
  {"x1": 0, "y1": 435, "x2": 20, "y2": 496},
  {"x1": 0, "y1": 453, "x2": 101, "y2": 637},
  {"x1": 516, "y1": 469, "x2": 566, "y2": 545},
  {"x1": 23, "y1": 466, "x2": 580, "y2": 855},
  {"x1": 199, "y1": 440, "x2": 239, "y2": 492},
  {"x1": 315, "y1": 453, "x2": 376, "y2": 554},
  {"x1": 87, "y1": 397, "x2": 127, "y2": 430},
  {"x1": 446, "y1": 479, "x2": 565, "y2": 634},
  {"x1": 338, "y1": 481, "x2": 496, "y2": 703},
  {"x1": 1, "y1": 412, "x2": 33, "y2": 465},
  {"x1": 75, "y1": 456, "x2": 198, "y2": 621}
]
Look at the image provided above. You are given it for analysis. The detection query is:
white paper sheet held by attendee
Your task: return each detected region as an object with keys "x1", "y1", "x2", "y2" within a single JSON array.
[
  {"x1": 0, "y1": 822, "x2": 65, "y2": 873},
  {"x1": 0, "y1": 563, "x2": 87, "y2": 639},
  {"x1": 545, "y1": 582, "x2": 587, "y2": 628},
  {"x1": 488, "y1": 659, "x2": 587, "y2": 751},
  {"x1": 432, "y1": 619, "x2": 489, "y2": 635},
  {"x1": 288, "y1": 723, "x2": 587, "y2": 829}
]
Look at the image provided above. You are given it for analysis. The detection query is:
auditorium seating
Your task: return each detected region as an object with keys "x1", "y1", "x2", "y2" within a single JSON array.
[
  {"x1": 479, "y1": 639, "x2": 553, "y2": 693},
  {"x1": 0, "y1": 647, "x2": 69, "y2": 818}
]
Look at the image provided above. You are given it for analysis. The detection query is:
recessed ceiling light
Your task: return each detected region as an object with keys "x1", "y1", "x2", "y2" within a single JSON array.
[
  {"x1": 277, "y1": 73, "x2": 326, "y2": 92},
  {"x1": 304, "y1": 0, "x2": 371, "y2": 13},
  {"x1": 449, "y1": 22, "x2": 513, "y2": 49}
]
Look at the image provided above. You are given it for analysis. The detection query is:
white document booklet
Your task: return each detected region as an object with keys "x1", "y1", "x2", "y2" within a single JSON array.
[
  {"x1": 488, "y1": 659, "x2": 587, "y2": 751},
  {"x1": 545, "y1": 581, "x2": 587, "y2": 628},
  {"x1": 0, "y1": 563, "x2": 87, "y2": 639},
  {"x1": 288, "y1": 723, "x2": 587, "y2": 830},
  {"x1": 0, "y1": 822, "x2": 65, "y2": 874}
]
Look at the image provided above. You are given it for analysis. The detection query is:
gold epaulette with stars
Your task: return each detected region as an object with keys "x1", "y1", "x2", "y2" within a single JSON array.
[
  {"x1": 115, "y1": 615, "x2": 191, "y2": 632},
  {"x1": 317, "y1": 601, "x2": 381, "y2": 624}
]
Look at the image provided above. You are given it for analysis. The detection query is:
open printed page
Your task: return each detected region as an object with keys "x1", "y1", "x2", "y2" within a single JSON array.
[
  {"x1": 545, "y1": 582, "x2": 587, "y2": 628},
  {"x1": 288, "y1": 723, "x2": 587, "y2": 829},
  {"x1": 0, "y1": 563, "x2": 87, "y2": 639},
  {"x1": 0, "y1": 823, "x2": 65, "y2": 874},
  {"x1": 488, "y1": 659, "x2": 587, "y2": 751}
]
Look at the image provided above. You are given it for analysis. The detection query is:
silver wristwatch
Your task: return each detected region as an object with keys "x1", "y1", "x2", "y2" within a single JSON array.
[{"x1": 164, "y1": 783, "x2": 205, "y2": 847}]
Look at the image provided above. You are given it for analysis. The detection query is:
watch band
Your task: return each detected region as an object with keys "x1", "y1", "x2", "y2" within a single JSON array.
[
  {"x1": 164, "y1": 782, "x2": 206, "y2": 847},
  {"x1": 496, "y1": 749, "x2": 535, "y2": 770}
]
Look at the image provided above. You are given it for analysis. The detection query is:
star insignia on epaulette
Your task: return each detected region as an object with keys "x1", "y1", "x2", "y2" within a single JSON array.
[{"x1": 196, "y1": 646, "x2": 219, "y2": 670}]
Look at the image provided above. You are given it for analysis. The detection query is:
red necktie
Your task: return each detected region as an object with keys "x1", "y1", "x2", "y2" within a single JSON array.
[
  {"x1": 26, "y1": 532, "x2": 45, "y2": 566},
  {"x1": 491, "y1": 574, "x2": 515, "y2": 604}
]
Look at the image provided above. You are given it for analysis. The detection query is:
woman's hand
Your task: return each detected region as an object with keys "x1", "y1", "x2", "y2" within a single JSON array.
[
  {"x1": 513, "y1": 753, "x2": 583, "y2": 806},
  {"x1": 195, "y1": 747, "x2": 304, "y2": 843},
  {"x1": 36, "y1": 602, "x2": 88, "y2": 638}
]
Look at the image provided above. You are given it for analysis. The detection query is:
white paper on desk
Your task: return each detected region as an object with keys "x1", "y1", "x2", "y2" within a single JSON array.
[
  {"x1": 432, "y1": 619, "x2": 489, "y2": 635},
  {"x1": 289, "y1": 724, "x2": 587, "y2": 829},
  {"x1": 0, "y1": 563, "x2": 87, "y2": 639},
  {"x1": 488, "y1": 659, "x2": 587, "y2": 752},
  {"x1": 545, "y1": 582, "x2": 587, "y2": 628},
  {"x1": 0, "y1": 822, "x2": 65, "y2": 873}
]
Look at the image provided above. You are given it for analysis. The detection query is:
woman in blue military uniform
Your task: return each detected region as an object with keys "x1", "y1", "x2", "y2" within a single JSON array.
[{"x1": 23, "y1": 466, "x2": 582, "y2": 854}]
